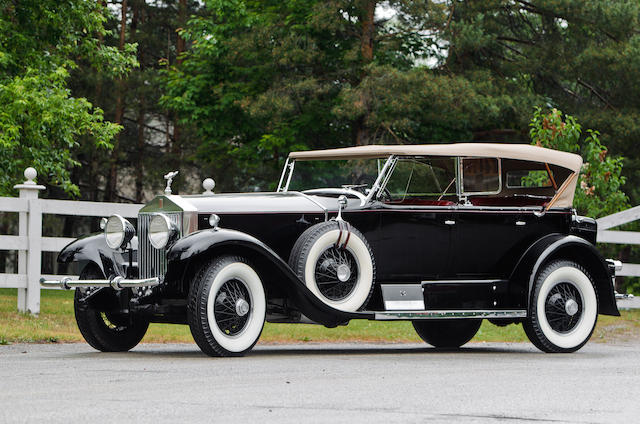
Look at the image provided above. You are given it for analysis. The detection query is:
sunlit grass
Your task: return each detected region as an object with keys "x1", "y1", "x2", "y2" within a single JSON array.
[{"x1": 0, "y1": 288, "x2": 638, "y2": 345}]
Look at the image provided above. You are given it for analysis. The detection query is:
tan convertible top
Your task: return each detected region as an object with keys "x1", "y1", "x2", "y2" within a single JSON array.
[
  {"x1": 289, "y1": 143, "x2": 582, "y2": 173},
  {"x1": 289, "y1": 143, "x2": 583, "y2": 208}
]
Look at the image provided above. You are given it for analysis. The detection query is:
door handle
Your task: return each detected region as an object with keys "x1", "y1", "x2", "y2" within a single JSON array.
[
  {"x1": 444, "y1": 220, "x2": 456, "y2": 225},
  {"x1": 516, "y1": 220, "x2": 527, "y2": 226}
]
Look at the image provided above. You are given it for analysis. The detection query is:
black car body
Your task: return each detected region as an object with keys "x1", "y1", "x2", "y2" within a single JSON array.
[{"x1": 44, "y1": 143, "x2": 620, "y2": 355}]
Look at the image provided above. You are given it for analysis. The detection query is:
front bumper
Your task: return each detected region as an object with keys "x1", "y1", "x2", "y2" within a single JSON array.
[{"x1": 40, "y1": 276, "x2": 159, "y2": 291}]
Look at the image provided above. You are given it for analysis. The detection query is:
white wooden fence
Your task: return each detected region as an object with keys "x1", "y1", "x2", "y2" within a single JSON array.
[
  {"x1": 0, "y1": 168, "x2": 142, "y2": 314},
  {"x1": 596, "y1": 206, "x2": 640, "y2": 277},
  {"x1": 1, "y1": 167, "x2": 639, "y2": 315}
]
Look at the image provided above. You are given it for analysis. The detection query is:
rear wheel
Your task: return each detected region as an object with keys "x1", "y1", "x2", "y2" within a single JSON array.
[
  {"x1": 74, "y1": 265, "x2": 149, "y2": 352},
  {"x1": 188, "y1": 256, "x2": 266, "y2": 357},
  {"x1": 412, "y1": 319, "x2": 482, "y2": 349},
  {"x1": 523, "y1": 260, "x2": 598, "y2": 353}
]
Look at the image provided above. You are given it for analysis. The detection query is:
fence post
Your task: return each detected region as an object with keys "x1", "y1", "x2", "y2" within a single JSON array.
[{"x1": 14, "y1": 168, "x2": 45, "y2": 314}]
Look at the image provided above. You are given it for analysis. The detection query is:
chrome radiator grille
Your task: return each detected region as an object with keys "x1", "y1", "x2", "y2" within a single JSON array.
[{"x1": 138, "y1": 212, "x2": 182, "y2": 279}]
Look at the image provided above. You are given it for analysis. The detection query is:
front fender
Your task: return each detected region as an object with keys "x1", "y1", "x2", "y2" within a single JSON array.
[
  {"x1": 166, "y1": 228, "x2": 366, "y2": 326},
  {"x1": 57, "y1": 233, "x2": 126, "y2": 279},
  {"x1": 510, "y1": 234, "x2": 619, "y2": 316}
]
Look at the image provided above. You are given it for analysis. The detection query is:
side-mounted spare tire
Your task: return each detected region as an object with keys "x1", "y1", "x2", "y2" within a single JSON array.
[{"x1": 289, "y1": 220, "x2": 375, "y2": 312}]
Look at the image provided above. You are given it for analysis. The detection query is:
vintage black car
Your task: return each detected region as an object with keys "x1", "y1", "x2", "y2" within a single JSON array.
[{"x1": 42, "y1": 143, "x2": 621, "y2": 356}]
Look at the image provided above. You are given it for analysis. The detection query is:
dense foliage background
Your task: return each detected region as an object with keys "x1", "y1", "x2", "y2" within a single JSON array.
[
  {"x1": 1, "y1": 0, "x2": 639, "y2": 290},
  {"x1": 1, "y1": 0, "x2": 638, "y2": 203}
]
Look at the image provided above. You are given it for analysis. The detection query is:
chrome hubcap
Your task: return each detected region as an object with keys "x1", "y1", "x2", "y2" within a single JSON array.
[
  {"x1": 336, "y1": 264, "x2": 351, "y2": 282},
  {"x1": 545, "y1": 282, "x2": 583, "y2": 333},
  {"x1": 565, "y1": 298, "x2": 579, "y2": 316},
  {"x1": 235, "y1": 298, "x2": 250, "y2": 317},
  {"x1": 315, "y1": 246, "x2": 359, "y2": 301},
  {"x1": 214, "y1": 279, "x2": 252, "y2": 336}
]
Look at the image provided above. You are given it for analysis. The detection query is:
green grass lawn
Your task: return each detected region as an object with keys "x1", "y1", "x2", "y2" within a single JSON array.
[{"x1": 1, "y1": 288, "x2": 638, "y2": 345}]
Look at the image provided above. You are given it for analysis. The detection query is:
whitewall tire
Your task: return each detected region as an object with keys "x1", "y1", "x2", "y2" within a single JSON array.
[
  {"x1": 188, "y1": 256, "x2": 266, "y2": 357},
  {"x1": 524, "y1": 260, "x2": 598, "y2": 353},
  {"x1": 289, "y1": 221, "x2": 375, "y2": 312}
]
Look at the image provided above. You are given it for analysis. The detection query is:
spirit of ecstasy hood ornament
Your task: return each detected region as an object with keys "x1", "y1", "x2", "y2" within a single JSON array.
[{"x1": 164, "y1": 171, "x2": 179, "y2": 195}]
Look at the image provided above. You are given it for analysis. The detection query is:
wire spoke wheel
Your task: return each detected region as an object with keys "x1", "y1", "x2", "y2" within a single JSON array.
[
  {"x1": 544, "y1": 282, "x2": 583, "y2": 333},
  {"x1": 189, "y1": 255, "x2": 267, "y2": 357},
  {"x1": 214, "y1": 279, "x2": 252, "y2": 337},
  {"x1": 524, "y1": 260, "x2": 598, "y2": 353},
  {"x1": 314, "y1": 246, "x2": 359, "y2": 301}
]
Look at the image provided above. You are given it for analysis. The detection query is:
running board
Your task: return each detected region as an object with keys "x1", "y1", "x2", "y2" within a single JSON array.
[{"x1": 373, "y1": 309, "x2": 527, "y2": 320}]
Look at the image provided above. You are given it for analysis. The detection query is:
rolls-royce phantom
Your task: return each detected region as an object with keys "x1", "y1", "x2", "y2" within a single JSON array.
[{"x1": 42, "y1": 143, "x2": 620, "y2": 356}]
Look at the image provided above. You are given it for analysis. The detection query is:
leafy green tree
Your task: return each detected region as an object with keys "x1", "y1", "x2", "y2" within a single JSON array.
[
  {"x1": 163, "y1": 0, "x2": 507, "y2": 191},
  {"x1": 438, "y1": 0, "x2": 640, "y2": 203},
  {"x1": 0, "y1": 0, "x2": 137, "y2": 196},
  {"x1": 528, "y1": 107, "x2": 628, "y2": 218}
]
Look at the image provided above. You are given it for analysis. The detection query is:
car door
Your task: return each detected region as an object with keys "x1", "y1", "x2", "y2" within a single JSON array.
[
  {"x1": 374, "y1": 157, "x2": 457, "y2": 282},
  {"x1": 451, "y1": 157, "x2": 568, "y2": 278}
]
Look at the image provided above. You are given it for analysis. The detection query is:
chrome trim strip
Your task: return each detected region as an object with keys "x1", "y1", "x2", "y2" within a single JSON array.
[
  {"x1": 421, "y1": 279, "x2": 507, "y2": 285},
  {"x1": 374, "y1": 309, "x2": 527, "y2": 320},
  {"x1": 40, "y1": 276, "x2": 160, "y2": 291}
]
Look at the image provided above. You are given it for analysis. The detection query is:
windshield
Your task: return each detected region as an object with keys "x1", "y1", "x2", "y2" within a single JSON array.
[{"x1": 286, "y1": 159, "x2": 384, "y2": 192}]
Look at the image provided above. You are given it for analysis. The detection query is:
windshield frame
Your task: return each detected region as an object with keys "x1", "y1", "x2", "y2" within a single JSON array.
[{"x1": 277, "y1": 155, "x2": 398, "y2": 203}]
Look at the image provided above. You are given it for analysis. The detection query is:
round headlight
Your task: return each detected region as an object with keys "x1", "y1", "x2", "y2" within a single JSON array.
[
  {"x1": 104, "y1": 215, "x2": 135, "y2": 249},
  {"x1": 149, "y1": 213, "x2": 179, "y2": 249}
]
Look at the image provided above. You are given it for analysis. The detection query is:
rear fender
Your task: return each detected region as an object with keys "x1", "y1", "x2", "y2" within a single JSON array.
[
  {"x1": 166, "y1": 229, "x2": 364, "y2": 327},
  {"x1": 510, "y1": 234, "x2": 619, "y2": 316}
]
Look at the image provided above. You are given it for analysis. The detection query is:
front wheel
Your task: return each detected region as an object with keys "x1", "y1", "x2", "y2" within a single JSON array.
[
  {"x1": 74, "y1": 265, "x2": 149, "y2": 352},
  {"x1": 187, "y1": 256, "x2": 266, "y2": 357},
  {"x1": 412, "y1": 319, "x2": 482, "y2": 349},
  {"x1": 523, "y1": 260, "x2": 598, "y2": 353}
]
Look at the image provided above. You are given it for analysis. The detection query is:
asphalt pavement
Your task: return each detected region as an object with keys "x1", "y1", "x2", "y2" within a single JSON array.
[{"x1": 1, "y1": 341, "x2": 639, "y2": 424}]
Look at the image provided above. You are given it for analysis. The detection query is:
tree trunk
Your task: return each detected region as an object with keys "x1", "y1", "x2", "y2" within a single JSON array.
[
  {"x1": 132, "y1": 0, "x2": 145, "y2": 202},
  {"x1": 106, "y1": 0, "x2": 128, "y2": 202},
  {"x1": 135, "y1": 101, "x2": 145, "y2": 202},
  {"x1": 355, "y1": 0, "x2": 376, "y2": 146},
  {"x1": 170, "y1": 0, "x2": 187, "y2": 192},
  {"x1": 176, "y1": 0, "x2": 186, "y2": 66},
  {"x1": 92, "y1": 0, "x2": 106, "y2": 202}
]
